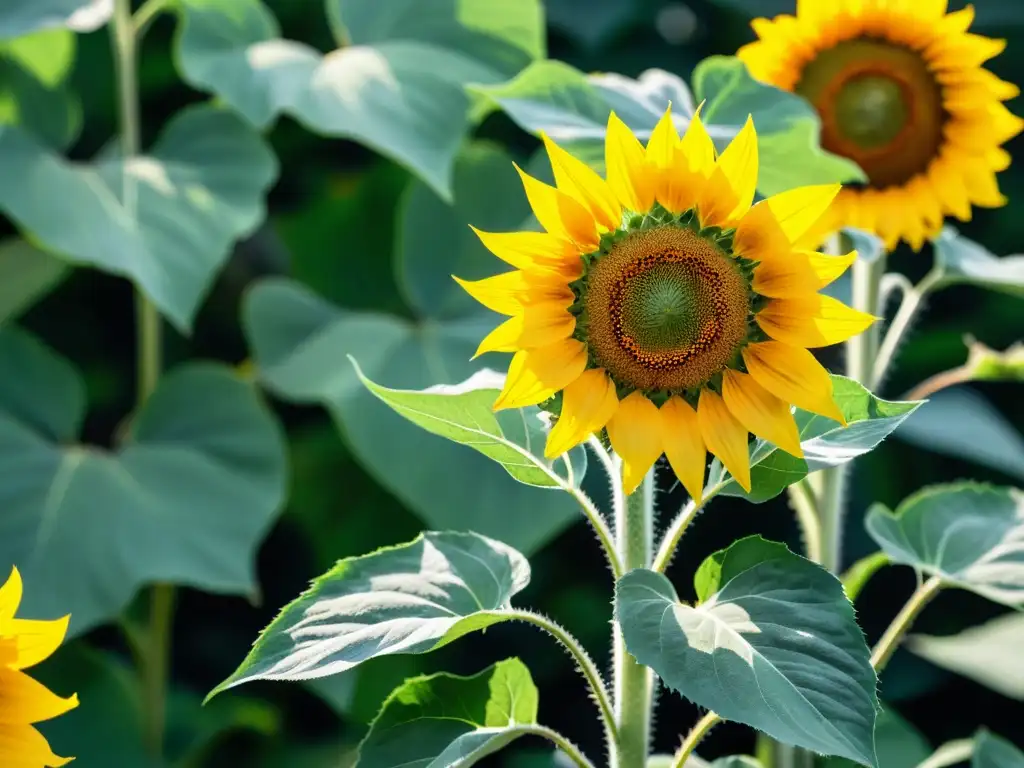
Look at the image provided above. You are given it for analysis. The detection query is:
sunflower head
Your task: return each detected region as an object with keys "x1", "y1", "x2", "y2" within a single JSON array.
[
  {"x1": 739, "y1": 0, "x2": 1023, "y2": 250},
  {"x1": 456, "y1": 107, "x2": 875, "y2": 497},
  {"x1": 0, "y1": 567, "x2": 77, "y2": 767}
]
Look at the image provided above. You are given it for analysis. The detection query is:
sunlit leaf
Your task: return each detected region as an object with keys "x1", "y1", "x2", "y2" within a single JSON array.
[
  {"x1": 932, "y1": 227, "x2": 1024, "y2": 298},
  {"x1": 0, "y1": 0, "x2": 110, "y2": 40}
]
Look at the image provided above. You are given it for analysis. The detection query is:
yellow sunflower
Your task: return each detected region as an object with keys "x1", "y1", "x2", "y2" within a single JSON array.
[
  {"x1": 455, "y1": 107, "x2": 875, "y2": 497},
  {"x1": 738, "y1": 0, "x2": 1022, "y2": 250},
  {"x1": 0, "y1": 567, "x2": 77, "y2": 767}
]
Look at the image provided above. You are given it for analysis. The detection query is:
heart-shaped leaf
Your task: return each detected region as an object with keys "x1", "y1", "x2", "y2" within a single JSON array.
[
  {"x1": 866, "y1": 483, "x2": 1024, "y2": 608},
  {"x1": 357, "y1": 658, "x2": 540, "y2": 768},
  {"x1": 707, "y1": 376, "x2": 922, "y2": 502},
  {"x1": 0, "y1": 327, "x2": 288, "y2": 635},
  {"x1": 615, "y1": 536, "x2": 877, "y2": 766},
  {"x1": 0, "y1": 105, "x2": 277, "y2": 331},
  {"x1": 932, "y1": 227, "x2": 1024, "y2": 298},
  {"x1": 174, "y1": 0, "x2": 542, "y2": 198},
  {"x1": 210, "y1": 531, "x2": 529, "y2": 698},
  {"x1": 0, "y1": 0, "x2": 110, "y2": 40}
]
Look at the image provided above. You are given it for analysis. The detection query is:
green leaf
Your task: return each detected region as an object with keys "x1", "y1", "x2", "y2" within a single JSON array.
[
  {"x1": 209, "y1": 531, "x2": 530, "y2": 698},
  {"x1": 0, "y1": 327, "x2": 288, "y2": 634},
  {"x1": 174, "y1": 0, "x2": 542, "y2": 198},
  {"x1": 0, "y1": 238, "x2": 69, "y2": 324},
  {"x1": 908, "y1": 613, "x2": 1024, "y2": 701},
  {"x1": 0, "y1": 0, "x2": 110, "y2": 40},
  {"x1": 823, "y1": 708, "x2": 931, "y2": 768},
  {"x1": 357, "y1": 659, "x2": 540, "y2": 768},
  {"x1": 708, "y1": 375, "x2": 922, "y2": 502},
  {"x1": 974, "y1": 731, "x2": 1024, "y2": 768},
  {"x1": 474, "y1": 57, "x2": 863, "y2": 198},
  {"x1": 866, "y1": 482, "x2": 1024, "y2": 607},
  {"x1": 961, "y1": 338, "x2": 1024, "y2": 383},
  {"x1": 932, "y1": 227, "x2": 1024, "y2": 298},
  {"x1": 0, "y1": 105, "x2": 276, "y2": 331},
  {"x1": 615, "y1": 536, "x2": 877, "y2": 766},
  {"x1": 0, "y1": 28, "x2": 80, "y2": 148},
  {"x1": 894, "y1": 388, "x2": 1024, "y2": 483}
]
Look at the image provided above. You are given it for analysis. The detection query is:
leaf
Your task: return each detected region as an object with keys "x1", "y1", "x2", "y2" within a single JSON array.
[
  {"x1": 209, "y1": 531, "x2": 530, "y2": 697},
  {"x1": 894, "y1": 388, "x2": 1024, "y2": 483},
  {"x1": 824, "y1": 708, "x2": 931, "y2": 768},
  {"x1": 961, "y1": 338, "x2": 1024, "y2": 384},
  {"x1": 932, "y1": 227, "x2": 1024, "y2": 298},
  {"x1": 0, "y1": 239, "x2": 69, "y2": 324},
  {"x1": 974, "y1": 731, "x2": 1024, "y2": 768},
  {"x1": 0, "y1": 105, "x2": 277, "y2": 331},
  {"x1": 615, "y1": 536, "x2": 878, "y2": 766},
  {"x1": 708, "y1": 375, "x2": 922, "y2": 502},
  {"x1": 908, "y1": 613, "x2": 1024, "y2": 701},
  {"x1": 866, "y1": 482, "x2": 1024, "y2": 608},
  {"x1": 0, "y1": 327, "x2": 288, "y2": 634},
  {"x1": 474, "y1": 57, "x2": 863, "y2": 198},
  {"x1": 356, "y1": 659, "x2": 540, "y2": 768},
  {"x1": 174, "y1": 0, "x2": 542, "y2": 198},
  {"x1": 0, "y1": 0, "x2": 111, "y2": 40}
]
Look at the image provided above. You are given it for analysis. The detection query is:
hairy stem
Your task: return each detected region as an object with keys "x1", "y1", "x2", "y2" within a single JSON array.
[
  {"x1": 652, "y1": 497, "x2": 701, "y2": 574},
  {"x1": 612, "y1": 469, "x2": 654, "y2": 768},
  {"x1": 521, "y1": 725, "x2": 599, "y2": 768},
  {"x1": 873, "y1": 271, "x2": 941, "y2": 391},
  {"x1": 871, "y1": 575, "x2": 943, "y2": 672},
  {"x1": 787, "y1": 479, "x2": 822, "y2": 564},
  {"x1": 670, "y1": 712, "x2": 721, "y2": 768},
  {"x1": 561, "y1": 478, "x2": 623, "y2": 580}
]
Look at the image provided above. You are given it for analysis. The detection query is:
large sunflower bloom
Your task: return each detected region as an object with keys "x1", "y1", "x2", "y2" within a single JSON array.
[
  {"x1": 0, "y1": 568, "x2": 77, "y2": 767},
  {"x1": 456, "y1": 107, "x2": 874, "y2": 497},
  {"x1": 738, "y1": 0, "x2": 1023, "y2": 250}
]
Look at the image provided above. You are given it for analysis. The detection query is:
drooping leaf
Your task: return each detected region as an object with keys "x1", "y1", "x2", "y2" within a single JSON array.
[
  {"x1": 0, "y1": 0, "x2": 110, "y2": 40},
  {"x1": 0, "y1": 327, "x2": 288, "y2": 634},
  {"x1": 707, "y1": 376, "x2": 922, "y2": 502},
  {"x1": 908, "y1": 613, "x2": 1024, "y2": 701},
  {"x1": 174, "y1": 0, "x2": 542, "y2": 198},
  {"x1": 866, "y1": 483, "x2": 1024, "y2": 608},
  {"x1": 357, "y1": 659, "x2": 541, "y2": 768},
  {"x1": 210, "y1": 531, "x2": 530, "y2": 698},
  {"x1": 0, "y1": 105, "x2": 277, "y2": 330},
  {"x1": 931, "y1": 227, "x2": 1024, "y2": 298},
  {"x1": 0, "y1": 239, "x2": 69, "y2": 324},
  {"x1": 615, "y1": 536, "x2": 877, "y2": 766}
]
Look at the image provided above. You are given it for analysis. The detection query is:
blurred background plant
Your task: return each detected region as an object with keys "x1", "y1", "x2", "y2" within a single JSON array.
[{"x1": 0, "y1": 0, "x2": 1021, "y2": 766}]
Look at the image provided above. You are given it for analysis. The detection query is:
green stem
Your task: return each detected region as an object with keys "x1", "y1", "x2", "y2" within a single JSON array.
[
  {"x1": 915, "y1": 739, "x2": 975, "y2": 768},
  {"x1": 521, "y1": 725, "x2": 599, "y2": 768},
  {"x1": 112, "y1": 0, "x2": 172, "y2": 757},
  {"x1": 872, "y1": 271, "x2": 940, "y2": 391},
  {"x1": 841, "y1": 551, "x2": 890, "y2": 602},
  {"x1": 613, "y1": 469, "x2": 654, "y2": 768},
  {"x1": 787, "y1": 479, "x2": 822, "y2": 564},
  {"x1": 870, "y1": 575, "x2": 943, "y2": 673},
  {"x1": 132, "y1": 0, "x2": 169, "y2": 37},
  {"x1": 670, "y1": 712, "x2": 721, "y2": 768},
  {"x1": 560, "y1": 476, "x2": 623, "y2": 580},
  {"x1": 652, "y1": 498, "x2": 699, "y2": 574}
]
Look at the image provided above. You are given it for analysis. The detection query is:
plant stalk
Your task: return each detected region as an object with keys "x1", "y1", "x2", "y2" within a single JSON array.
[
  {"x1": 112, "y1": 0, "x2": 172, "y2": 757},
  {"x1": 670, "y1": 712, "x2": 721, "y2": 768},
  {"x1": 612, "y1": 469, "x2": 655, "y2": 768},
  {"x1": 870, "y1": 575, "x2": 943, "y2": 672}
]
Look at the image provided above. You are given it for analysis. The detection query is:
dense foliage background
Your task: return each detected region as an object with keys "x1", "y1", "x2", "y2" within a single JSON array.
[{"x1": 3, "y1": 0, "x2": 1022, "y2": 765}]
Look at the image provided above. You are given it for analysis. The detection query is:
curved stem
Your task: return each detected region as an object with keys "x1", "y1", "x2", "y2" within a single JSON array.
[
  {"x1": 559, "y1": 479, "x2": 623, "y2": 579},
  {"x1": 510, "y1": 609, "x2": 618, "y2": 747},
  {"x1": 652, "y1": 498, "x2": 701, "y2": 574},
  {"x1": 871, "y1": 575, "x2": 943, "y2": 672},
  {"x1": 521, "y1": 725, "x2": 599, "y2": 768},
  {"x1": 787, "y1": 479, "x2": 822, "y2": 564},
  {"x1": 915, "y1": 739, "x2": 975, "y2": 768},
  {"x1": 841, "y1": 551, "x2": 890, "y2": 602},
  {"x1": 904, "y1": 366, "x2": 970, "y2": 402},
  {"x1": 589, "y1": 436, "x2": 624, "y2": 526},
  {"x1": 873, "y1": 271, "x2": 940, "y2": 390},
  {"x1": 810, "y1": 467, "x2": 846, "y2": 573},
  {"x1": 133, "y1": 0, "x2": 169, "y2": 37},
  {"x1": 670, "y1": 712, "x2": 721, "y2": 768}
]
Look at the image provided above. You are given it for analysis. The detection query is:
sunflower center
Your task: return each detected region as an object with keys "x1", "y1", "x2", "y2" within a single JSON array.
[
  {"x1": 582, "y1": 222, "x2": 751, "y2": 394},
  {"x1": 796, "y1": 38, "x2": 944, "y2": 189}
]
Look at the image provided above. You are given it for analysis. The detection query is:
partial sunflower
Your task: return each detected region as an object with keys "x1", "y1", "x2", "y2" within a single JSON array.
[
  {"x1": 739, "y1": 0, "x2": 1023, "y2": 250},
  {"x1": 0, "y1": 567, "x2": 77, "y2": 767},
  {"x1": 456, "y1": 107, "x2": 875, "y2": 497}
]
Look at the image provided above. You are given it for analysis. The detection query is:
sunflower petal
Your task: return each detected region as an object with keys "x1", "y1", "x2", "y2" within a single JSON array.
[
  {"x1": 698, "y1": 389, "x2": 751, "y2": 492},
  {"x1": 0, "y1": 668, "x2": 78, "y2": 724},
  {"x1": 10, "y1": 617, "x2": 69, "y2": 671},
  {"x1": 714, "y1": 115, "x2": 759, "y2": 219},
  {"x1": 0, "y1": 567, "x2": 22, "y2": 623},
  {"x1": 645, "y1": 105, "x2": 680, "y2": 168},
  {"x1": 474, "y1": 316, "x2": 524, "y2": 357},
  {"x1": 678, "y1": 108, "x2": 716, "y2": 178},
  {"x1": 469, "y1": 228, "x2": 581, "y2": 275},
  {"x1": 543, "y1": 133, "x2": 621, "y2": 230},
  {"x1": 606, "y1": 111, "x2": 655, "y2": 212},
  {"x1": 494, "y1": 340, "x2": 588, "y2": 411},
  {"x1": 722, "y1": 370, "x2": 804, "y2": 458},
  {"x1": 514, "y1": 164, "x2": 600, "y2": 250},
  {"x1": 660, "y1": 396, "x2": 706, "y2": 504},
  {"x1": 455, "y1": 271, "x2": 573, "y2": 316},
  {"x1": 0, "y1": 723, "x2": 74, "y2": 767},
  {"x1": 545, "y1": 369, "x2": 619, "y2": 458},
  {"x1": 743, "y1": 341, "x2": 847, "y2": 425},
  {"x1": 763, "y1": 184, "x2": 841, "y2": 244},
  {"x1": 476, "y1": 302, "x2": 575, "y2": 356},
  {"x1": 757, "y1": 294, "x2": 877, "y2": 348},
  {"x1": 607, "y1": 392, "x2": 663, "y2": 495}
]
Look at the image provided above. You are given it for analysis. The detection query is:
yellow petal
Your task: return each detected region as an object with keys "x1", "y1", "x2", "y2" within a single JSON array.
[
  {"x1": 714, "y1": 115, "x2": 759, "y2": 219},
  {"x1": 0, "y1": 723, "x2": 74, "y2": 767},
  {"x1": 545, "y1": 369, "x2": 619, "y2": 458},
  {"x1": 678, "y1": 108, "x2": 716, "y2": 178},
  {"x1": 454, "y1": 271, "x2": 573, "y2": 316},
  {"x1": 469, "y1": 227, "x2": 582, "y2": 276},
  {"x1": 543, "y1": 133, "x2": 621, "y2": 230},
  {"x1": 474, "y1": 316, "x2": 523, "y2": 356},
  {"x1": 606, "y1": 111, "x2": 655, "y2": 212},
  {"x1": 0, "y1": 669, "x2": 78, "y2": 724},
  {"x1": 607, "y1": 392, "x2": 663, "y2": 495},
  {"x1": 494, "y1": 340, "x2": 588, "y2": 411},
  {"x1": 514, "y1": 164, "x2": 600, "y2": 251},
  {"x1": 753, "y1": 249, "x2": 856, "y2": 298},
  {"x1": 10, "y1": 617, "x2": 69, "y2": 671},
  {"x1": 734, "y1": 200, "x2": 791, "y2": 262},
  {"x1": 698, "y1": 389, "x2": 751, "y2": 492},
  {"x1": 722, "y1": 370, "x2": 803, "y2": 458},
  {"x1": 0, "y1": 567, "x2": 21, "y2": 623},
  {"x1": 757, "y1": 295, "x2": 877, "y2": 348},
  {"x1": 659, "y1": 396, "x2": 706, "y2": 504},
  {"x1": 743, "y1": 341, "x2": 847, "y2": 425},
  {"x1": 645, "y1": 105, "x2": 680, "y2": 168},
  {"x1": 763, "y1": 184, "x2": 841, "y2": 244}
]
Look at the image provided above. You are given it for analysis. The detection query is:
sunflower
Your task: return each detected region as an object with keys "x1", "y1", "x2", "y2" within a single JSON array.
[
  {"x1": 0, "y1": 567, "x2": 77, "y2": 767},
  {"x1": 738, "y1": 0, "x2": 1022, "y2": 250},
  {"x1": 455, "y1": 107, "x2": 875, "y2": 497}
]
